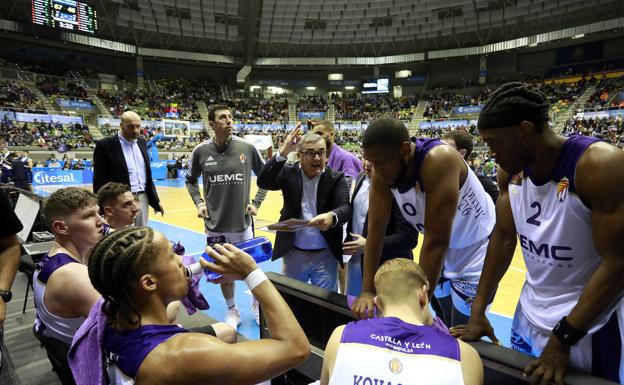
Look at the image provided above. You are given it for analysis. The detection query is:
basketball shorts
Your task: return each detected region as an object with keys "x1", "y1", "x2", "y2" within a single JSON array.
[
  {"x1": 510, "y1": 302, "x2": 624, "y2": 383},
  {"x1": 206, "y1": 226, "x2": 253, "y2": 245},
  {"x1": 434, "y1": 276, "x2": 479, "y2": 317}
]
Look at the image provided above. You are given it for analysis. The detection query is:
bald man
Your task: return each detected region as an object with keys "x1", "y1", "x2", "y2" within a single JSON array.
[{"x1": 93, "y1": 111, "x2": 163, "y2": 226}]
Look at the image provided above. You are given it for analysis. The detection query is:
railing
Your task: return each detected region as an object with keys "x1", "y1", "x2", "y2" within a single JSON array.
[
  {"x1": 262, "y1": 272, "x2": 619, "y2": 385},
  {"x1": 576, "y1": 105, "x2": 624, "y2": 113},
  {"x1": 0, "y1": 106, "x2": 50, "y2": 115}
]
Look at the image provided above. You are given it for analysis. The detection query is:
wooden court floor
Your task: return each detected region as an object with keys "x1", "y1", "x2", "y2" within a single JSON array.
[{"x1": 154, "y1": 180, "x2": 527, "y2": 319}]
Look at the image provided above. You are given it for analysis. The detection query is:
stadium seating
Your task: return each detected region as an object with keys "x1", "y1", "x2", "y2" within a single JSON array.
[
  {"x1": 0, "y1": 81, "x2": 45, "y2": 112},
  {"x1": 333, "y1": 94, "x2": 417, "y2": 121},
  {"x1": 0, "y1": 119, "x2": 92, "y2": 150}
]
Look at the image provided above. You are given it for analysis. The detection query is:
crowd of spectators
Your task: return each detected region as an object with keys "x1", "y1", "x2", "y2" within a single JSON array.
[
  {"x1": 583, "y1": 75, "x2": 624, "y2": 110},
  {"x1": 422, "y1": 79, "x2": 591, "y2": 120},
  {"x1": 0, "y1": 116, "x2": 92, "y2": 150},
  {"x1": 333, "y1": 94, "x2": 418, "y2": 121},
  {"x1": 564, "y1": 115, "x2": 624, "y2": 148},
  {"x1": 423, "y1": 87, "x2": 490, "y2": 119},
  {"x1": 98, "y1": 79, "x2": 221, "y2": 120},
  {"x1": 36, "y1": 76, "x2": 89, "y2": 100},
  {"x1": 297, "y1": 95, "x2": 328, "y2": 111},
  {"x1": 0, "y1": 81, "x2": 45, "y2": 111},
  {"x1": 98, "y1": 89, "x2": 200, "y2": 120},
  {"x1": 229, "y1": 96, "x2": 288, "y2": 123}
]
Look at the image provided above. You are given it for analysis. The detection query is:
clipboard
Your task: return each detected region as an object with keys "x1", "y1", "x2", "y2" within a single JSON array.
[{"x1": 267, "y1": 218, "x2": 310, "y2": 232}]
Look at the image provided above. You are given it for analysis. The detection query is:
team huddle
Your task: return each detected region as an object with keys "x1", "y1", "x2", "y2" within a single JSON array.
[{"x1": 29, "y1": 82, "x2": 624, "y2": 385}]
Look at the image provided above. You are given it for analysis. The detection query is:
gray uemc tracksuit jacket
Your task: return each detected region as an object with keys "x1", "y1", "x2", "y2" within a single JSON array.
[{"x1": 186, "y1": 136, "x2": 267, "y2": 233}]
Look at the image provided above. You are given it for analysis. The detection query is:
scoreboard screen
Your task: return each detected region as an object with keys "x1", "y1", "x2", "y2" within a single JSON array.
[
  {"x1": 361, "y1": 77, "x2": 390, "y2": 94},
  {"x1": 32, "y1": 0, "x2": 97, "y2": 34}
]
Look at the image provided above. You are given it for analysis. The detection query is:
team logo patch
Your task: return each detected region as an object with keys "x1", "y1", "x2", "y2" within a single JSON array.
[
  {"x1": 388, "y1": 358, "x2": 403, "y2": 374},
  {"x1": 239, "y1": 153, "x2": 247, "y2": 164},
  {"x1": 556, "y1": 177, "x2": 569, "y2": 202}
]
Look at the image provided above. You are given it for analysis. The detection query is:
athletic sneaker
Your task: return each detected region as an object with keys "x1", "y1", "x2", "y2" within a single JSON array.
[
  {"x1": 224, "y1": 307, "x2": 241, "y2": 329},
  {"x1": 251, "y1": 297, "x2": 260, "y2": 326}
]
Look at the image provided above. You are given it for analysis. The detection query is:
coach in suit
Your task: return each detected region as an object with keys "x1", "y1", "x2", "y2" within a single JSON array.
[
  {"x1": 93, "y1": 111, "x2": 163, "y2": 226},
  {"x1": 257, "y1": 127, "x2": 350, "y2": 292},
  {"x1": 342, "y1": 159, "x2": 419, "y2": 296}
]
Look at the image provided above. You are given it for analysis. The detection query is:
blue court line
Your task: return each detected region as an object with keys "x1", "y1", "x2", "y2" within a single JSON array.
[
  {"x1": 154, "y1": 179, "x2": 188, "y2": 188},
  {"x1": 486, "y1": 312, "x2": 513, "y2": 348}
]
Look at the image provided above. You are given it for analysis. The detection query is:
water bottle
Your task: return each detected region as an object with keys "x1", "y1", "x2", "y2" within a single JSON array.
[{"x1": 185, "y1": 236, "x2": 273, "y2": 281}]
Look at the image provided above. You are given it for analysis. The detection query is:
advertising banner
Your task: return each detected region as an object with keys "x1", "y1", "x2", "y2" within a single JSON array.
[
  {"x1": 150, "y1": 161, "x2": 168, "y2": 180},
  {"x1": 452, "y1": 105, "x2": 483, "y2": 115},
  {"x1": 32, "y1": 168, "x2": 93, "y2": 186},
  {"x1": 189, "y1": 121, "x2": 204, "y2": 130},
  {"x1": 298, "y1": 111, "x2": 326, "y2": 120},
  {"x1": 420, "y1": 120, "x2": 470, "y2": 129},
  {"x1": 574, "y1": 109, "x2": 624, "y2": 119},
  {"x1": 56, "y1": 99, "x2": 93, "y2": 109},
  {"x1": 15, "y1": 112, "x2": 83, "y2": 125},
  {"x1": 1, "y1": 110, "x2": 17, "y2": 121}
]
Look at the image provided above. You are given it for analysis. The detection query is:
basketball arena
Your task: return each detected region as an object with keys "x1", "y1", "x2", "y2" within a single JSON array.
[{"x1": 1, "y1": 1, "x2": 624, "y2": 384}]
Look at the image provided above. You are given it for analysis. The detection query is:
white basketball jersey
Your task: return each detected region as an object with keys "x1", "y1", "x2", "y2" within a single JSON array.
[
  {"x1": 509, "y1": 135, "x2": 620, "y2": 334},
  {"x1": 33, "y1": 252, "x2": 85, "y2": 344},
  {"x1": 391, "y1": 138, "x2": 495, "y2": 276},
  {"x1": 329, "y1": 317, "x2": 464, "y2": 385}
]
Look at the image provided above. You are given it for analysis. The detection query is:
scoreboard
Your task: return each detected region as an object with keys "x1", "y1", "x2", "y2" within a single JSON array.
[
  {"x1": 32, "y1": 0, "x2": 97, "y2": 34},
  {"x1": 361, "y1": 77, "x2": 390, "y2": 94}
]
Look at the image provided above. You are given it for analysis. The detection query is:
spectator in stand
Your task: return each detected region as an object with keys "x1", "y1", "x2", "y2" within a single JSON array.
[
  {"x1": 9, "y1": 153, "x2": 27, "y2": 191},
  {"x1": 312, "y1": 120, "x2": 362, "y2": 183},
  {"x1": 442, "y1": 130, "x2": 499, "y2": 203}
]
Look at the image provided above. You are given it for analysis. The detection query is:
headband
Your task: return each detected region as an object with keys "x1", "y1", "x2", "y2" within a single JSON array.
[{"x1": 477, "y1": 105, "x2": 550, "y2": 130}]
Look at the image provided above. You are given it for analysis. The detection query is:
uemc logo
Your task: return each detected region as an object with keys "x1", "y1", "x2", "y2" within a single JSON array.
[
  {"x1": 208, "y1": 173, "x2": 243, "y2": 183},
  {"x1": 518, "y1": 234, "x2": 572, "y2": 261},
  {"x1": 34, "y1": 171, "x2": 76, "y2": 185}
]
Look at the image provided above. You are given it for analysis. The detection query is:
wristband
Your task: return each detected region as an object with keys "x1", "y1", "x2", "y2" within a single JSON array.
[
  {"x1": 197, "y1": 202, "x2": 206, "y2": 208},
  {"x1": 552, "y1": 316, "x2": 587, "y2": 346},
  {"x1": 244, "y1": 268, "x2": 268, "y2": 291}
]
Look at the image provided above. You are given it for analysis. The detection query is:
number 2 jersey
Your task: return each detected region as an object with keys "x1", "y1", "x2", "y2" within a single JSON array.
[
  {"x1": 508, "y1": 135, "x2": 622, "y2": 334},
  {"x1": 390, "y1": 138, "x2": 495, "y2": 278}
]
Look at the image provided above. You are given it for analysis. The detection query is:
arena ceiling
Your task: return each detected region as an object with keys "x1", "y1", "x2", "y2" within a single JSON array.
[{"x1": 2, "y1": 0, "x2": 624, "y2": 60}]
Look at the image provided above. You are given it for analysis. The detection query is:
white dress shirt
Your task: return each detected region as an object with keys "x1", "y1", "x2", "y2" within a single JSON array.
[{"x1": 118, "y1": 134, "x2": 147, "y2": 193}]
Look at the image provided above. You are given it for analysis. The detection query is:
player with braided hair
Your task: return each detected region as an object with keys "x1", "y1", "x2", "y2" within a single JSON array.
[
  {"x1": 89, "y1": 226, "x2": 159, "y2": 324},
  {"x1": 84, "y1": 226, "x2": 309, "y2": 385},
  {"x1": 451, "y1": 82, "x2": 624, "y2": 384}
]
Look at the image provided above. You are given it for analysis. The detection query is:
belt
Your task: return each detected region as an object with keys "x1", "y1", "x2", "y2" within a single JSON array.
[
  {"x1": 294, "y1": 246, "x2": 326, "y2": 253},
  {"x1": 132, "y1": 191, "x2": 146, "y2": 196}
]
